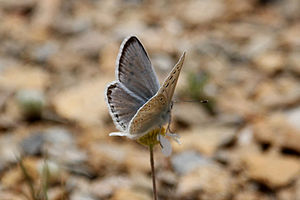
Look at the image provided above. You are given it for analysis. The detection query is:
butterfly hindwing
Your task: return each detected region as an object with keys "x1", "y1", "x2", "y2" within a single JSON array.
[
  {"x1": 106, "y1": 81, "x2": 145, "y2": 131},
  {"x1": 129, "y1": 94, "x2": 168, "y2": 137},
  {"x1": 117, "y1": 36, "x2": 160, "y2": 102}
]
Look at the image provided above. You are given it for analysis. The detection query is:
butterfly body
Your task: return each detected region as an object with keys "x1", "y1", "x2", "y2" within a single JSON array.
[{"x1": 106, "y1": 36, "x2": 185, "y2": 139}]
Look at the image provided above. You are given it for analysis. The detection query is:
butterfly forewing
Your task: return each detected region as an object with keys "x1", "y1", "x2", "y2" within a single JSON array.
[
  {"x1": 158, "y1": 52, "x2": 186, "y2": 103},
  {"x1": 128, "y1": 53, "x2": 185, "y2": 137},
  {"x1": 117, "y1": 36, "x2": 160, "y2": 102},
  {"x1": 106, "y1": 82, "x2": 145, "y2": 131}
]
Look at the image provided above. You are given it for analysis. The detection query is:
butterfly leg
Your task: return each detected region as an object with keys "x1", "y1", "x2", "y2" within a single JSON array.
[
  {"x1": 166, "y1": 117, "x2": 174, "y2": 134},
  {"x1": 166, "y1": 116, "x2": 181, "y2": 144}
]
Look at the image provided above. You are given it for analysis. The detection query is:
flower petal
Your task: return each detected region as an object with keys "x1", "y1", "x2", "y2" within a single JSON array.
[
  {"x1": 167, "y1": 133, "x2": 181, "y2": 144},
  {"x1": 160, "y1": 135, "x2": 172, "y2": 157}
]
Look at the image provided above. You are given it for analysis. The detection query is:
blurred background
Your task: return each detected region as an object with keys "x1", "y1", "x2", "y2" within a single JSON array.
[{"x1": 0, "y1": 0, "x2": 300, "y2": 199}]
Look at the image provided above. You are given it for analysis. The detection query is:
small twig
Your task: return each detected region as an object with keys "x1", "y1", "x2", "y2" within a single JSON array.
[
  {"x1": 41, "y1": 159, "x2": 49, "y2": 200},
  {"x1": 149, "y1": 144, "x2": 158, "y2": 200}
]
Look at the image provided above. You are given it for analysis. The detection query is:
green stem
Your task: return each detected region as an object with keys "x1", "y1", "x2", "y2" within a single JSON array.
[{"x1": 149, "y1": 144, "x2": 158, "y2": 200}]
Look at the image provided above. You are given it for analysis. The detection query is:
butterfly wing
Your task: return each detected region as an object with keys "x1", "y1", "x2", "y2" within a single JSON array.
[
  {"x1": 128, "y1": 52, "x2": 186, "y2": 137},
  {"x1": 129, "y1": 94, "x2": 168, "y2": 137},
  {"x1": 106, "y1": 81, "x2": 145, "y2": 131},
  {"x1": 117, "y1": 36, "x2": 160, "y2": 102},
  {"x1": 158, "y1": 52, "x2": 186, "y2": 103}
]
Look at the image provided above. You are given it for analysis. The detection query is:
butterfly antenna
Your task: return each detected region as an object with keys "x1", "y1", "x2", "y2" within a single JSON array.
[{"x1": 173, "y1": 100, "x2": 208, "y2": 103}]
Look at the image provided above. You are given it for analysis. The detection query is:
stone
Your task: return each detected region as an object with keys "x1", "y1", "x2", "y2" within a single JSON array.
[
  {"x1": 37, "y1": 160, "x2": 66, "y2": 184},
  {"x1": 0, "y1": 66, "x2": 50, "y2": 91},
  {"x1": 284, "y1": 106, "x2": 300, "y2": 131},
  {"x1": 47, "y1": 187, "x2": 66, "y2": 200},
  {"x1": 29, "y1": 41, "x2": 59, "y2": 63},
  {"x1": 1, "y1": 166, "x2": 23, "y2": 188},
  {"x1": 254, "y1": 51, "x2": 285, "y2": 74},
  {"x1": 172, "y1": 102, "x2": 210, "y2": 127},
  {"x1": 52, "y1": 16, "x2": 91, "y2": 35},
  {"x1": 87, "y1": 142, "x2": 127, "y2": 171},
  {"x1": 242, "y1": 152, "x2": 300, "y2": 188},
  {"x1": 177, "y1": 163, "x2": 235, "y2": 200},
  {"x1": 0, "y1": 0, "x2": 36, "y2": 10},
  {"x1": 52, "y1": 77, "x2": 111, "y2": 127},
  {"x1": 0, "y1": 191, "x2": 24, "y2": 200},
  {"x1": 21, "y1": 132, "x2": 44, "y2": 155},
  {"x1": 253, "y1": 113, "x2": 300, "y2": 152},
  {"x1": 151, "y1": 53, "x2": 174, "y2": 71},
  {"x1": 90, "y1": 176, "x2": 132, "y2": 198},
  {"x1": 181, "y1": 0, "x2": 226, "y2": 25},
  {"x1": 70, "y1": 191, "x2": 96, "y2": 200},
  {"x1": 255, "y1": 77, "x2": 300, "y2": 108},
  {"x1": 173, "y1": 126, "x2": 236, "y2": 156},
  {"x1": 66, "y1": 31, "x2": 106, "y2": 58},
  {"x1": 125, "y1": 147, "x2": 150, "y2": 174},
  {"x1": 288, "y1": 52, "x2": 300, "y2": 74},
  {"x1": 111, "y1": 188, "x2": 151, "y2": 200},
  {"x1": 171, "y1": 151, "x2": 211, "y2": 175},
  {"x1": 0, "y1": 134, "x2": 21, "y2": 172},
  {"x1": 43, "y1": 127, "x2": 88, "y2": 168}
]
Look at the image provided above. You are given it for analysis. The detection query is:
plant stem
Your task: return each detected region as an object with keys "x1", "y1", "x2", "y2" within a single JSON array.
[{"x1": 149, "y1": 144, "x2": 158, "y2": 200}]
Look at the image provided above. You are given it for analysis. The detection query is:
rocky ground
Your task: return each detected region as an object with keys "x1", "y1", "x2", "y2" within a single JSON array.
[{"x1": 0, "y1": 0, "x2": 300, "y2": 199}]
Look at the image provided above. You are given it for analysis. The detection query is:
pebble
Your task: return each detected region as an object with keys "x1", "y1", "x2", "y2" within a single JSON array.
[
  {"x1": 253, "y1": 113, "x2": 300, "y2": 153},
  {"x1": 254, "y1": 51, "x2": 285, "y2": 74},
  {"x1": 181, "y1": 0, "x2": 226, "y2": 25},
  {"x1": 43, "y1": 127, "x2": 88, "y2": 167},
  {"x1": 174, "y1": 126, "x2": 236, "y2": 156},
  {"x1": 21, "y1": 132, "x2": 44, "y2": 155},
  {"x1": 70, "y1": 191, "x2": 96, "y2": 200},
  {"x1": 284, "y1": 106, "x2": 300, "y2": 131},
  {"x1": 0, "y1": 134, "x2": 21, "y2": 172},
  {"x1": 242, "y1": 152, "x2": 300, "y2": 188},
  {"x1": 30, "y1": 41, "x2": 59, "y2": 63},
  {"x1": 177, "y1": 162, "x2": 235, "y2": 200},
  {"x1": 66, "y1": 31, "x2": 105, "y2": 58},
  {"x1": 52, "y1": 77, "x2": 112, "y2": 127},
  {"x1": 90, "y1": 176, "x2": 132, "y2": 198},
  {"x1": 111, "y1": 188, "x2": 151, "y2": 200},
  {"x1": 0, "y1": 66, "x2": 50, "y2": 90},
  {"x1": 171, "y1": 151, "x2": 211, "y2": 175}
]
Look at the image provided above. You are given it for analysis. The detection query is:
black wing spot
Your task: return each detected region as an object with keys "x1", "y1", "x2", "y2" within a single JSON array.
[
  {"x1": 115, "y1": 114, "x2": 119, "y2": 118},
  {"x1": 169, "y1": 76, "x2": 173, "y2": 80},
  {"x1": 173, "y1": 70, "x2": 176, "y2": 74},
  {"x1": 165, "y1": 82, "x2": 169, "y2": 88},
  {"x1": 171, "y1": 79, "x2": 176, "y2": 85}
]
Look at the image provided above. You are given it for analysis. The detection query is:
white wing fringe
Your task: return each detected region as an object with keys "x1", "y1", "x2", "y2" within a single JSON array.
[{"x1": 109, "y1": 132, "x2": 128, "y2": 137}]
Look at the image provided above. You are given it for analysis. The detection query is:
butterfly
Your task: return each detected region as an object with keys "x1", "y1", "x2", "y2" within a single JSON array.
[{"x1": 105, "y1": 36, "x2": 185, "y2": 154}]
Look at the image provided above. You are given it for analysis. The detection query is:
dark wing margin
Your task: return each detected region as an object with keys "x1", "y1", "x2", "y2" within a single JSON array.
[
  {"x1": 106, "y1": 81, "x2": 145, "y2": 131},
  {"x1": 116, "y1": 36, "x2": 160, "y2": 102}
]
